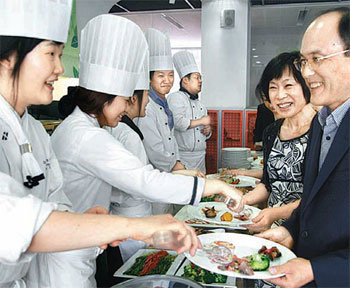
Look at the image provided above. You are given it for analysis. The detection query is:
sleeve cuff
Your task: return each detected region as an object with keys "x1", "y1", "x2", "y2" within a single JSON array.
[{"x1": 190, "y1": 176, "x2": 205, "y2": 206}]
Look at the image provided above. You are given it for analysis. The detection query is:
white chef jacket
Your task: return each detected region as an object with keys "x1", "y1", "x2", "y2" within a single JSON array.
[
  {"x1": 51, "y1": 106, "x2": 204, "y2": 214},
  {"x1": 0, "y1": 173, "x2": 57, "y2": 288},
  {"x1": 137, "y1": 98, "x2": 180, "y2": 172},
  {"x1": 167, "y1": 91, "x2": 210, "y2": 173},
  {"x1": 0, "y1": 110, "x2": 98, "y2": 288},
  {"x1": 106, "y1": 123, "x2": 151, "y2": 261}
]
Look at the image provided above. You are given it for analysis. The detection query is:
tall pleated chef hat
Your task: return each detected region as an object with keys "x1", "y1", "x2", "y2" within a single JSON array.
[
  {"x1": 80, "y1": 14, "x2": 148, "y2": 97},
  {"x1": 145, "y1": 28, "x2": 173, "y2": 71},
  {"x1": 135, "y1": 50, "x2": 150, "y2": 90},
  {"x1": 0, "y1": 0, "x2": 72, "y2": 43},
  {"x1": 173, "y1": 50, "x2": 200, "y2": 79}
]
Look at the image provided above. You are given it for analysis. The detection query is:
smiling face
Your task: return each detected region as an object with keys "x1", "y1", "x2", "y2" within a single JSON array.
[
  {"x1": 16, "y1": 41, "x2": 64, "y2": 114},
  {"x1": 300, "y1": 12, "x2": 350, "y2": 111},
  {"x1": 268, "y1": 68, "x2": 306, "y2": 119},
  {"x1": 150, "y1": 70, "x2": 174, "y2": 97},
  {"x1": 101, "y1": 96, "x2": 129, "y2": 127}
]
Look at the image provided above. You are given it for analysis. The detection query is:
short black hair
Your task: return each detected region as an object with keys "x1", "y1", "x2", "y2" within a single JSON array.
[
  {"x1": 179, "y1": 73, "x2": 192, "y2": 89},
  {"x1": 256, "y1": 51, "x2": 310, "y2": 104},
  {"x1": 319, "y1": 7, "x2": 350, "y2": 56}
]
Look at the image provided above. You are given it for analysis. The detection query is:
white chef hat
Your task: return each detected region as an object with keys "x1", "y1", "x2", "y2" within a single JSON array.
[
  {"x1": 173, "y1": 50, "x2": 200, "y2": 79},
  {"x1": 135, "y1": 50, "x2": 150, "y2": 91},
  {"x1": 79, "y1": 14, "x2": 148, "y2": 97},
  {"x1": 0, "y1": 0, "x2": 72, "y2": 43},
  {"x1": 145, "y1": 28, "x2": 173, "y2": 71}
]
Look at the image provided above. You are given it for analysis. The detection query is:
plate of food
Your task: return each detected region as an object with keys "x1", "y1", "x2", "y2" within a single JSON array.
[
  {"x1": 185, "y1": 233, "x2": 296, "y2": 280},
  {"x1": 190, "y1": 202, "x2": 260, "y2": 227},
  {"x1": 175, "y1": 259, "x2": 236, "y2": 287},
  {"x1": 114, "y1": 249, "x2": 185, "y2": 279},
  {"x1": 206, "y1": 174, "x2": 260, "y2": 187}
]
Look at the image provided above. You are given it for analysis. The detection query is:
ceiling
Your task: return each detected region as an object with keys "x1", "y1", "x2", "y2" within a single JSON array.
[{"x1": 76, "y1": 0, "x2": 349, "y2": 64}]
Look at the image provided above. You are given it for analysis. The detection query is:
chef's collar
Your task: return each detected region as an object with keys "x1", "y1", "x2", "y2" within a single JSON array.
[{"x1": 179, "y1": 86, "x2": 198, "y2": 100}]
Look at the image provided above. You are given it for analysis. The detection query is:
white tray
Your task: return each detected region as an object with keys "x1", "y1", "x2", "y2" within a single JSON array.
[
  {"x1": 113, "y1": 249, "x2": 185, "y2": 279},
  {"x1": 175, "y1": 259, "x2": 237, "y2": 287}
]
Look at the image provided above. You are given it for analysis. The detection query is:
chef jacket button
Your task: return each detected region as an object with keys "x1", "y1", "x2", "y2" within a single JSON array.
[
  {"x1": 172, "y1": 153, "x2": 175, "y2": 155},
  {"x1": 169, "y1": 137, "x2": 171, "y2": 140},
  {"x1": 201, "y1": 108, "x2": 203, "y2": 110},
  {"x1": 165, "y1": 123, "x2": 168, "y2": 125},
  {"x1": 160, "y1": 107, "x2": 162, "y2": 110},
  {"x1": 197, "y1": 140, "x2": 200, "y2": 142},
  {"x1": 326, "y1": 136, "x2": 331, "y2": 140},
  {"x1": 301, "y1": 231, "x2": 308, "y2": 238},
  {"x1": 193, "y1": 106, "x2": 195, "y2": 108},
  {"x1": 194, "y1": 117, "x2": 197, "y2": 119},
  {"x1": 196, "y1": 128, "x2": 199, "y2": 130}
]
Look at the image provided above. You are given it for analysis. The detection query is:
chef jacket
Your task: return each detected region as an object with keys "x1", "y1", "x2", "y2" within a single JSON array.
[
  {"x1": 0, "y1": 110, "x2": 98, "y2": 288},
  {"x1": 51, "y1": 106, "x2": 204, "y2": 214},
  {"x1": 106, "y1": 122, "x2": 151, "y2": 261},
  {"x1": 137, "y1": 98, "x2": 180, "y2": 172},
  {"x1": 167, "y1": 90, "x2": 210, "y2": 172},
  {"x1": 0, "y1": 173, "x2": 56, "y2": 288}
]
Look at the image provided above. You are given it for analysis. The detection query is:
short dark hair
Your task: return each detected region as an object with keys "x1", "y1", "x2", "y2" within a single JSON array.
[
  {"x1": 319, "y1": 7, "x2": 350, "y2": 55},
  {"x1": 134, "y1": 89, "x2": 144, "y2": 117},
  {"x1": 59, "y1": 86, "x2": 116, "y2": 117},
  {"x1": 179, "y1": 73, "x2": 192, "y2": 89},
  {"x1": 257, "y1": 51, "x2": 310, "y2": 104}
]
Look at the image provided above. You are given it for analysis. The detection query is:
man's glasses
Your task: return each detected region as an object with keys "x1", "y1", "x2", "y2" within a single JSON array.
[{"x1": 293, "y1": 49, "x2": 349, "y2": 72}]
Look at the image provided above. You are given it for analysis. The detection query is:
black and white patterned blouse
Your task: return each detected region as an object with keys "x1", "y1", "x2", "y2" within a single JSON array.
[{"x1": 267, "y1": 131, "x2": 309, "y2": 225}]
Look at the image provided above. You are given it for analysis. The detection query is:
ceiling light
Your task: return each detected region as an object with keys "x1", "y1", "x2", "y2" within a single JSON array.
[
  {"x1": 169, "y1": 0, "x2": 176, "y2": 4},
  {"x1": 297, "y1": 9, "x2": 308, "y2": 26},
  {"x1": 161, "y1": 13, "x2": 184, "y2": 30},
  {"x1": 256, "y1": 61, "x2": 261, "y2": 64},
  {"x1": 252, "y1": 48, "x2": 256, "y2": 51},
  {"x1": 253, "y1": 55, "x2": 258, "y2": 58}
]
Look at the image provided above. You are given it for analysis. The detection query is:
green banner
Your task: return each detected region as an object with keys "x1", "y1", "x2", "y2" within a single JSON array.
[{"x1": 62, "y1": 0, "x2": 79, "y2": 78}]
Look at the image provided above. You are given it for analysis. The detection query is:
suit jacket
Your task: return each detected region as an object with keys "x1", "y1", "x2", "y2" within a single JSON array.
[{"x1": 283, "y1": 109, "x2": 349, "y2": 287}]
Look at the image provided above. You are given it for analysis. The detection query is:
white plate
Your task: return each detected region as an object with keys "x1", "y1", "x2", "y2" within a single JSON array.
[
  {"x1": 206, "y1": 174, "x2": 259, "y2": 187},
  {"x1": 113, "y1": 249, "x2": 185, "y2": 279},
  {"x1": 185, "y1": 233, "x2": 296, "y2": 280},
  {"x1": 192, "y1": 202, "x2": 260, "y2": 226},
  {"x1": 175, "y1": 259, "x2": 237, "y2": 287}
]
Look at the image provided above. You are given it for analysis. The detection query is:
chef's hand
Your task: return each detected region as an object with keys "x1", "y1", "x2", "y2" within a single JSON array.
[
  {"x1": 201, "y1": 125, "x2": 211, "y2": 136},
  {"x1": 129, "y1": 214, "x2": 201, "y2": 256},
  {"x1": 242, "y1": 207, "x2": 279, "y2": 232},
  {"x1": 200, "y1": 116, "x2": 211, "y2": 126},
  {"x1": 265, "y1": 258, "x2": 314, "y2": 288},
  {"x1": 84, "y1": 206, "x2": 120, "y2": 249},
  {"x1": 256, "y1": 226, "x2": 294, "y2": 249},
  {"x1": 172, "y1": 161, "x2": 186, "y2": 171},
  {"x1": 172, "y1": 169, "x2": 206, "y2": 178},
  {"x1": 202, "y1": 179, "x2": 244, "y2": 213}
]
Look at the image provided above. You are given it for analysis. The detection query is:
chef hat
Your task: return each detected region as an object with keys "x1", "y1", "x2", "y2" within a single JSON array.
[
  {"x1": 145, "y1": 28, "x2": 173, "y2": 71},
  {"x1": 135, "y1": 50, "x2": 150, "y2": 91},
  {"x1": 79, "y1": 14, "x2": 148, "y2": 97},
  {"x1": 173, "y1": 50, "x2": 200, "y2": 79},
  {"x1": 0, "y1": 0, "x2": 72, "y2": 43}
]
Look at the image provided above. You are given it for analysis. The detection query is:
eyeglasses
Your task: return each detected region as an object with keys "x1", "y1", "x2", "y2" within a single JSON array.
[{"x1": 293, "y1": 49, "x2": 349, "y2": 72}]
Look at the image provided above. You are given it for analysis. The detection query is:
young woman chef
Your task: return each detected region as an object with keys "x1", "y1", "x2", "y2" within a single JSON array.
[
  {"x1": 0, "y1": 1, "x2": 103, "y2": 287},
  {"x1": 51, "y1": 14, "x2": 243, "y2": 230},
  {"x1": 0, "y1": 172, "x2": 201, "y2": 286}
]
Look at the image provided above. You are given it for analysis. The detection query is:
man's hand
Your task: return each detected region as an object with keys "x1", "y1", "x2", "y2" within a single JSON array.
[
  {"x1": 200, "y1": 116, "x2": 211, "y2": 126},
  {"x1": 201, "y1": 125, "x2": 211, "y2": 136},
  {"x1": 266, "y1": 258, "x2": 314, "y2": 288},
  {"x1": 242, "y1": 208, "x2": 279, "y2": 232},
  {"x1": 256, "y1": 226, "x2": 294, "y2": 249}
]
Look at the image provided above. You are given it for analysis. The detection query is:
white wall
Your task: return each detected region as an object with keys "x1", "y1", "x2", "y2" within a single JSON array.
[{"x1": 201, "y1": 0, "x2": 249, "y2": 109}]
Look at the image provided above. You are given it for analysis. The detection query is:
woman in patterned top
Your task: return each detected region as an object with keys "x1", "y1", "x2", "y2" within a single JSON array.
[{"x1": 242, "y1": 52, "x2": 317, "y2": 232}]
